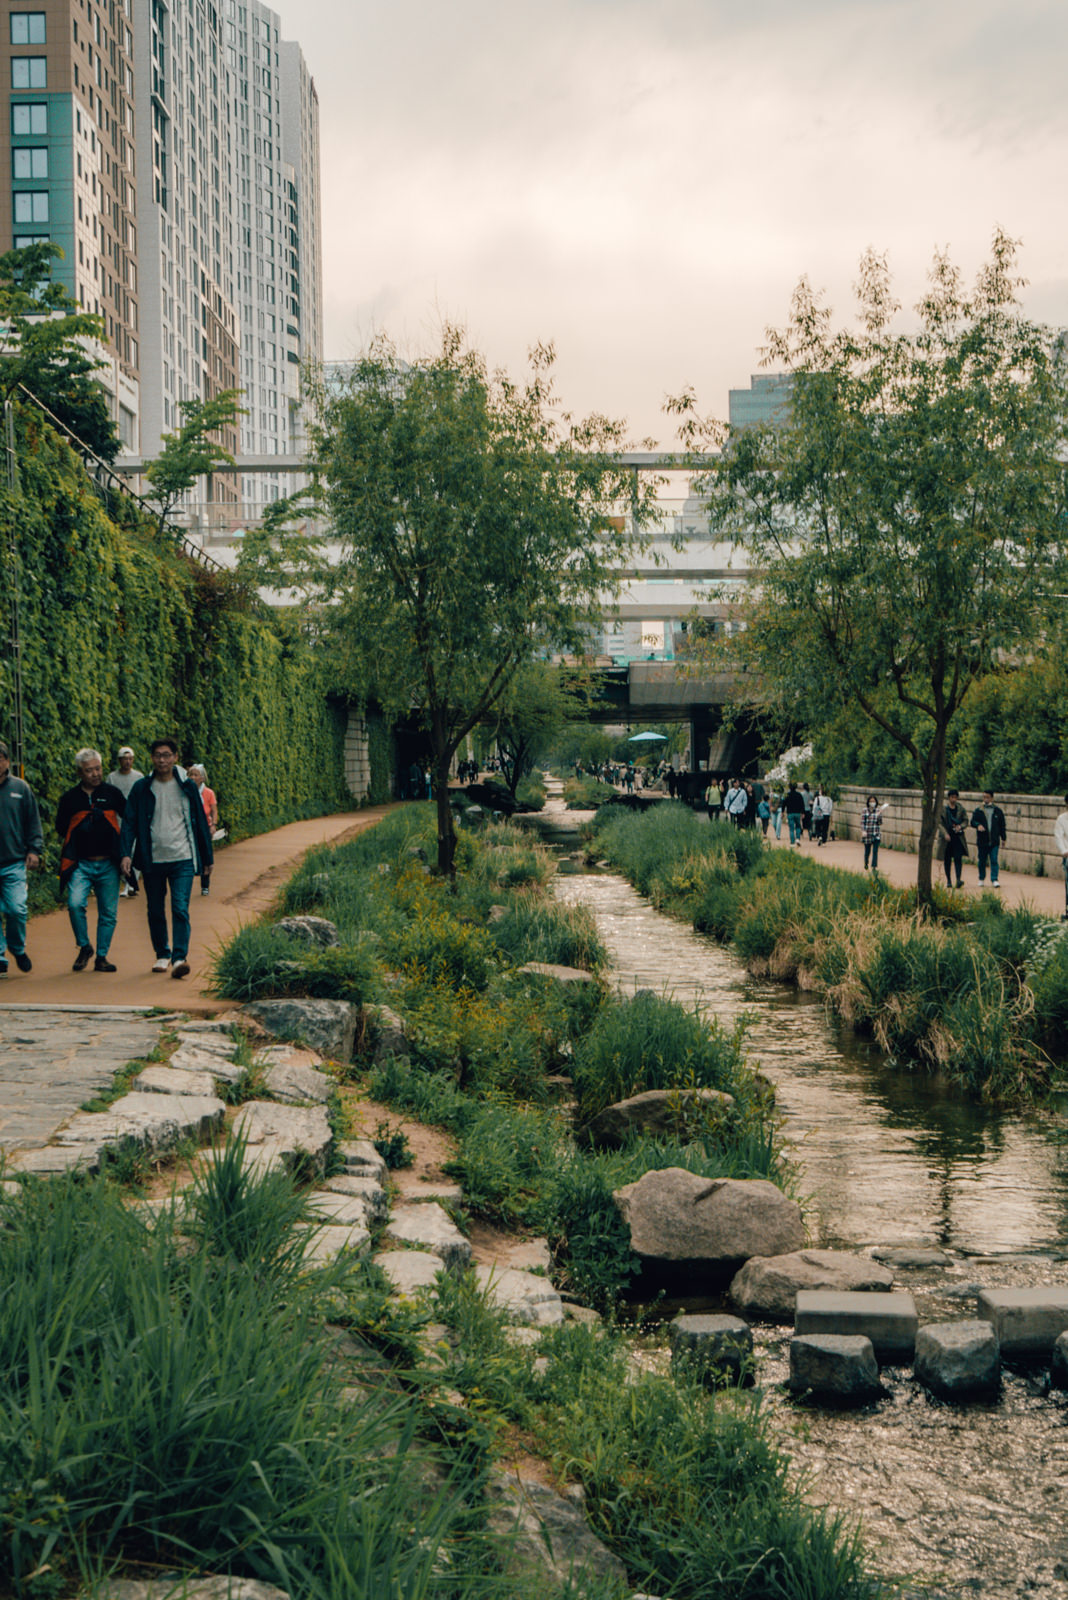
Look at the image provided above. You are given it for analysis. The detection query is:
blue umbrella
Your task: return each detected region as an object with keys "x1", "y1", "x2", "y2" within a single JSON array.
[{"x1": 628, "y1": 731, "x2": 668, "y2": 742}]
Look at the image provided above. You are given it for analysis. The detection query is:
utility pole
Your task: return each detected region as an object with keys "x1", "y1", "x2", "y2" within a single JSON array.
[{"x1": 3, "y1": 400, "x2": 25, "y2": 777}]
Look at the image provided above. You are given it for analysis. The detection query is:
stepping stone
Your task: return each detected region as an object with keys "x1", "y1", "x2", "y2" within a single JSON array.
[
  {"x1": 374, "y1": 1248, "x2": 444, "y2": 1297},
  {"x1": 474, "y1": 1265, "x2": 564, "y2": 1326},
  {"x1": 133, "y1": 1065, "x2": 215, "y2": 1098},
  {"x1": 174, "y1": 1031, "x2": 239, "y2": 1057},
  {"x1": 300, "y1": 1221, "x2": 371, "y2": 1264},
  {"x1": 396, "y1": 1181, "x2": 463, "y2": 1204},
  {"x1": 101, "y1": 1578, "x2": 290, "y2": 1600},
  {"x1": 914, "y1": 1320, "x2": 1000, "y2": 1397},
  {"x1": 261, "y1": 1060, "x2": 334, "y2": 1105},
  {"x1": 321, "y1": 1173, "x2": 389, "y2": 1221},
  {"x1": 386, "y1": 1203, "x2": 472, "y2": 1271},
  {"x1": 171, "y1": 1044, "x2": 247, "y2": 1085},
  {"x1": 976, "y1": 1287, "x2": 1068, "y2": 1362},
  {"x1": 730, "y1": 1249, "x2": 894, "y2": 1323},
  {"x1": 789, "y1": 1334, "x2": 882, "y2": 1401},
  {"x1": 233, "y1": 1100, "x2": 332, "y2": 1178},
  {"x1": 669, "y1": 1313, "x2": 753, "y2": 1384},
  {"x1": 307, "y1": 1190, "x2": 377, "y2": 1227},
  {"x1": 174, "y1": 1018, "x2": 241, "y2": 1036},
  {"x1": 57, "y1": 1092, "x2": 225, "y2": 1154},
  {"x1": 1051, "y1": 1331, "x2": 1068, "y2": 1390},
  {"x1": 794, "y1": 1290, "x2": 918, "y2": 1363},
  {"x1": 336, "y1": 1138, "x2": 388, "y2": 1183},
  {"x1": 871, "y1": 1246, "x2": 952, "y2": 1268}
]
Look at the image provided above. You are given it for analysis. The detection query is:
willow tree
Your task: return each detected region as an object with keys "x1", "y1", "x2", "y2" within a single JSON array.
[
  {"x1": 673, "y1": 231, "x2": 1068, "y2": 901},
  {"x1": 273, "y1": 330, "x2": 655, "y2": 875}
]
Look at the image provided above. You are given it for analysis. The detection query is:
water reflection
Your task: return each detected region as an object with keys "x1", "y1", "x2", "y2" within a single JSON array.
[{"x1": 553, "y1": 863, "x2": 1068, "y2": 1255}]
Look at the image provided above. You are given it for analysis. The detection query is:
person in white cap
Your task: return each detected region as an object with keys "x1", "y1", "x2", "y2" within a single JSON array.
[{"x1": 108, "y1": 747, "x2": 144, "y2": 895}]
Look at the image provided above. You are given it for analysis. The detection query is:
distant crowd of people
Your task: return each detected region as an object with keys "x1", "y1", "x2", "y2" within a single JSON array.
[{"x1": 0, "y1": 739, "x2": 221, "y2": 980}]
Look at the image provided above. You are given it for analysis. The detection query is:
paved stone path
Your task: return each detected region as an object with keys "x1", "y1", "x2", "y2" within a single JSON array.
[{"x1": 0, "y1": 1007, "x2": 172, "y2": 1151}]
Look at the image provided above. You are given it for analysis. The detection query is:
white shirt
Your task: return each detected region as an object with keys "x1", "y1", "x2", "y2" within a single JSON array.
[{"x1": 1054, "y1": 810, "x2": 1068, "y2": 856}]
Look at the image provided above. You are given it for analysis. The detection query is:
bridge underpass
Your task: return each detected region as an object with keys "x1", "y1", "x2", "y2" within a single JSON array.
[{"x1": 592, "y1": 660, "x2": 767, "y2": 777}]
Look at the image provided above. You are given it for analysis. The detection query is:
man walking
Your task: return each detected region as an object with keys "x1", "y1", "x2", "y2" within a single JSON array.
[
  {"x1": 119, "y1": 739, "x2": 213, "y2": 978},
  {"x1": 1055, "y1": 796, "x2": 1068, "y2": 921},
  {"x1": 0, "y1": 739, "x2": 42, "y2": 975},
  {"x1": 783, "y1": 781, "x2": 805, "y2": 846},
  {"x1": 56, "y1": 749, "x2": 126, "y2": 971},
  {"x1": 969, "y1": 791, "x2": 1007, "y2": 889},
  {"x1": 107, "y1": 747, "x2": 144, "y2": 895}
]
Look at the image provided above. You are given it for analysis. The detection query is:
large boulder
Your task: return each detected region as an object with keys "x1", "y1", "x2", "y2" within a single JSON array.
[
  {"x1": 612, "y1": 1169, "x2": 805, "y2": 1283},
  {"x1": 586, "y1": 1087, "x2": 734, "y2": 1148},
  {"x1": 244, "y1": 998, "x2": 360, "y2": 1061},
  {"x1": 1051, "y1": 1330, "x2": 1068, "y2": 1390},
  {"x1": 729, "y1": 1249, "x2": 894, "y2": 1323},
  {"x1": 361, "y1": 1003, "x2": 410, "y2": 1065},
  {"x1": 914, "y1": 1321, "x2": 1000, "y2": 1397}
]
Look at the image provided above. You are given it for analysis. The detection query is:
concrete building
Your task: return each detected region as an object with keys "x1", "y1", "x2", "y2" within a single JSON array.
[
  {"x1": 728, "y1": 372, "x2": 792, "y2": 432},
  {"x1": 1, "y1": 0, "x2": 141, "y2": 444}
]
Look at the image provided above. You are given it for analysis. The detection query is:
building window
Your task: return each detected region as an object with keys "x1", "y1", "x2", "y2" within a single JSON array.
[
  {"x1": 14, "y1": 231, "x2": 47, "y2": 247},
  {"x1": 12, "y1": 101, "x2": 46, "y2": 134},
  {"x1": 13, "y1": 190, "x2": 48, "y2": 223},
  {"x1": 12, "y1": 146, "x2": 47, "y2": 179},
  {"x1": 10, "y1": 12, "x2": 45, "y2": 43},
  {"x1": 11, "y1": 56, "x2": 46, "y2": 88}
]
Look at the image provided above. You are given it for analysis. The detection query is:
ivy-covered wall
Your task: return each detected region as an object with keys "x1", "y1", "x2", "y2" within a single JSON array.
[{"x1": 0, "y1": 409, "x2": 350, "y2": 900}]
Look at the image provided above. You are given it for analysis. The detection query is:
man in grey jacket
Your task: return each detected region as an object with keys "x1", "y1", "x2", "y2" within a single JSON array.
[{"x1": 0, "y1": 739, "x2": 43, "y2": 974}]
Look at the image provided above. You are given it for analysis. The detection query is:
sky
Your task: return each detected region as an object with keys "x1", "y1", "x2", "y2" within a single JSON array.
[{"x1": 270, "y1": 0, "x2": 1068, "y2": 445}]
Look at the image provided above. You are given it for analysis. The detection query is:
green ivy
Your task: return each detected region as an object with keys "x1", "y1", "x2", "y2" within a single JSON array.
[{"x1": 0, "y1": 407, "x2": 351, "y2": 909}]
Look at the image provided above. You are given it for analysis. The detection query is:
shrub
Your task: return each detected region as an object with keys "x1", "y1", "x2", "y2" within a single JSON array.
[
  {"x1": 487, "y1": 895, "x2": 608, "y2": 971},
  {"x1": 446, "y1": 1103, "x2": 567, "y2": 1230},
  {"x1": 211, "y1": 924, "x2": 378, "y2": 1003}
]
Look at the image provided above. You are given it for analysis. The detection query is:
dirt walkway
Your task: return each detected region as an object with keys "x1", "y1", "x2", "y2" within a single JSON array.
[
  {"x1": 2, "y1": 808, "x2": 396, "y2": 1015},
  {"x1": 760, "y1": 823, "x2": 1068, "y2": 915}
]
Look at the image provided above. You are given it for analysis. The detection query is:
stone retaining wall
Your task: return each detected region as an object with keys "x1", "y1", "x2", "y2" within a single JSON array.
[
  {"x1": 833, "y1": 786, "x2": 1066, "y2": 878},
  {"x1": 343, "y1": 714, "x2": 374, "y2": 801}
]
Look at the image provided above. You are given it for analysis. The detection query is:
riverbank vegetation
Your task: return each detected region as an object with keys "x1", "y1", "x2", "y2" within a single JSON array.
[
  {"x1": 589, "y1": 804, "x2": 1068, "y2": 1103},
  {"x1": 201, "y1": 804, "x2": 885, "y2": 1599}
]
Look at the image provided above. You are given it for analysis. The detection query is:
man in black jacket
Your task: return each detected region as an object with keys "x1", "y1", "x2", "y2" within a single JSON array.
[
  {"x1": 970, "y1": 790, "x2": 1007, "y2": 889},
  {"x1": 56, "y1": 748, "x2": 126, "y2": 972},
  {"x1": 119, "y1": 738, "x2": 213, "y2": 979}
]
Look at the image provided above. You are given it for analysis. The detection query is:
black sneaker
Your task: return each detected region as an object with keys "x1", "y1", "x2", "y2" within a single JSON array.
[
  {"x1": 0, "y1": 956, "x2": 7, "y2": 975},
  {"x1": 12, "y1": 951, "x2": 31, "y2": 972},
  {"x1": 72, "y1": 944, "x2": 94, "y2": 971},
  {"x1": 93, "y1": 957, "x2": 117, "y2": 972}
]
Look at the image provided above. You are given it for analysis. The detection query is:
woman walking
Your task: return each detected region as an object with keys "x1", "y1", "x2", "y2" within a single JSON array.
[
  {"x1": 861, "y1": 795, "x2": 887, "y2": 871},
  {"x1": 812, "y1": 785, "x2": 834, "y2": 846}
]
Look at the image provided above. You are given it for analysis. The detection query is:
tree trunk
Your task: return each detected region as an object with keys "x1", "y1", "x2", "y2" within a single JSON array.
[
  {"x1": 915, "y1": 721, "x2": 949, "y2": 908},
  {"x1": 430, "y1": 710, "x2": 457, "y2": 877}
]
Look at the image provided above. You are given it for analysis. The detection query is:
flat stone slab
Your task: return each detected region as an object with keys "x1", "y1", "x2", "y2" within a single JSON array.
[
  {"x1": 730, "y1": 1249, "x2": 895, "y2": 1323},
  {"x1": 386, "y1": 1203, "x2": 472, "y2": 1271},
  {"x1": 232, "y1": 1100, "x2": 332, "y2": 1178},
  {"x1": 336, "y1": 1138, "x2": 388, "y2": 1183},
  {"x1": 102, "y1": 1575, "x2": 289, "y2": 1599},
  {"x1": 308, "y1": 1190, "x2": 379, "y2": 1228},
  {"x1": 474, "y1": 1265, "x2": 564, "y2": 1326},
  {"x1": 261, "y1": 1060, "x2": 334, "y2": 1105},
  {"x1": 914, "y1": 1320, "x2": 1000, "y2": 1397},
  {"x1": 11, "y1": 1144, "x2": 101, "y2": 1175},
  {"x1": 175, "y1": 1017, "x2": 242, "y2": 1035},
  {"x1": 976, "y1": 1287, "x2": 1068, "y2": 1362},
  {"x1": 669, "y1": 1313, "x2": 753, "y2": 1383},
  {"x1": 300, "y1": 1220, "x2": 371, "y2": 1264},
  {"x1": 170, "y1": 1044, "x2": 247, "y2": 1086},
  {"x1": 174, "y1": 1030, "x2": 239, "y2": 1057},
  {"x1": 789, "y1": 1334, "x2": 882, "y2": 1401},
  {"x1": 374, "y1": 1248, "x2": 444, "y2": 1297},
  {"x1": 396, "y1": 1181, "x2": 463, "y2": 1204},
  {"x1": 794, "y1": 1290, "x2": 918, "y2": 1363},
  {"x1": 133, "y1": 1065, "x2": 216, "y2": 1098},
  {"x1": 871, "y1": 1246, "x2": 952, "y2": 1268},
  {"x1": 320, "y1": 1173, "x2": 389, "y2": 1221},
  {"x1": 516, "y1": 961, "x2": 597, "y2": 984},
  {"x1": 57, "y1": 1092, "x2": 225, "y2": 1153}
]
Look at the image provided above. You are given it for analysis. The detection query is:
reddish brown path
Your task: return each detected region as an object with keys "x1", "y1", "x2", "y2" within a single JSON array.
[
  {"x1": 762, "y1": 824, "x2": 1068, "y2": 916},
  {"x1": 3, "y1": 808, "x2": 395, "y2": 1016}
]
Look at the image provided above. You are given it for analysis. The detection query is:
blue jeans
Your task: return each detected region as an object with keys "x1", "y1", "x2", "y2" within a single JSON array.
[
  {"x1": 143, "y1": 860, "x2": 195, "y2": 962},
  {"x1": 0, "y1": 860, "x2": 28, "y2": 958},
  {"x1": 67, "y1": 858, "x2": 120, "y2": 958},
  {"x1": 976, "y1": 839, "x2": 1000, "y2": 884},
  {"x1": 787, "y1": 813, "x2": 803, "y2": 844}
]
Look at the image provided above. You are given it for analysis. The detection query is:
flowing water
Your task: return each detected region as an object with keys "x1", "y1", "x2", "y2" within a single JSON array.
[{"x1": 538, "y1": 794, "x2": 1068, "y2": 1600}]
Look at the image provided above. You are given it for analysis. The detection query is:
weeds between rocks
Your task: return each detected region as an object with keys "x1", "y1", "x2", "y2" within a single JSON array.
[
  {"x1": 200, "y1": 803, "x2": 888, "y2": 1598},
  {"x1": 589, "y1": 804, "x2": 1067, "y2": 1103}
]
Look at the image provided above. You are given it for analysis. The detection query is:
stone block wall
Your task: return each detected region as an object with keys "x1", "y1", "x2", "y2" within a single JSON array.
[
  {"x1": 834, "y1": 787, "x2": 1066, "y2": 878},
  {"x1": 344, "y1": 715, "x2": 373, "y2": 801}
]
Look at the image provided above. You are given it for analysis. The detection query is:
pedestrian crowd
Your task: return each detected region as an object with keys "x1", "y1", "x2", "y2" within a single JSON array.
[{"x1": 0, "y1": 739, "x2": 218, "y2": 980}]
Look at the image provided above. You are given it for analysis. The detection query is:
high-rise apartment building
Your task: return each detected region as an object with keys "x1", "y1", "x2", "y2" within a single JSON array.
[
  {"x1": 0, "y1": 0, "x2": 321, "y2": 503},
  {"x1": 728, "y1": 373, "x2": 792, "y2": 432},
  {"x1": 1, "y1": 0, "x2": 141, "y2": 445}
]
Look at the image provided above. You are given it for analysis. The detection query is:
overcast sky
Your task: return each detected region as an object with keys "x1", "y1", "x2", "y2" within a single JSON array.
[{"x1": 271, "y1": 0, "x2": 1068, "y2": 445}]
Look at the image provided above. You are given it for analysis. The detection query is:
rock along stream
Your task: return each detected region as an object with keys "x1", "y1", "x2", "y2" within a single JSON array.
[{"x1": 537, "y1": 793, "x2": 1068, "y2": 1600}]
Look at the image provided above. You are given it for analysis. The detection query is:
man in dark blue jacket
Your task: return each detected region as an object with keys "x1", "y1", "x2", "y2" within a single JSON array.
[
  {"x1": 119, "y1": 738, "x2": 213, "y2": 978},
  {"x1": 969, "y1": 790, "x2": 1007, "y2": 889}
]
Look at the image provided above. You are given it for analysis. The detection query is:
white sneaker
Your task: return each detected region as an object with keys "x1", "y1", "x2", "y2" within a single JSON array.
[{"x1": 152, "y1": 957, "x2": 171, "y2": 973}]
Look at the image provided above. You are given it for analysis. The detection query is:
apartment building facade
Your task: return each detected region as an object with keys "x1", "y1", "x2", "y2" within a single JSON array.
[{"x1": 0, "y1": 0, "x2": 321, "y2": 493}]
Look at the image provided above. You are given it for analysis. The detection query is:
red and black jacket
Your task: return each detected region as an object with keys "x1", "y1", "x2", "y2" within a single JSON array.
[{"x1": 56, "y1": 783, "x2": 126, "y2": 890}]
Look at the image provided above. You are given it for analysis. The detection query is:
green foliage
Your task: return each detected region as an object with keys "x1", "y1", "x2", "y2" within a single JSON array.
[
  {"x1": 676, "y1": 230, "x2": 1068, "y2": 900},
  {"x1": 143, "y1": 388, "x2": 245, "y2": 537},
  {"x1": 563, "y1": 775, "x2": 618, "y2": 809},
  {"x1": 211, "y1": 923, "x2": 379, "y2": 1004},
  {"x1": 0, "y1": 412, "x2": 349, "y2": 909},
  {"x1": 487, "y1": 896, "x2": 607, "y2": 971},
  {"x1": 372, "y1": 1120, "x2": 414, "y2": 1170}
]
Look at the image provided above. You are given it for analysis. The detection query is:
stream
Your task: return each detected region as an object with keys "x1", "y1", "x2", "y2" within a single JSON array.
[{"x1": 536, "y1": 793, "x2": 1068, "y2": 1600}]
